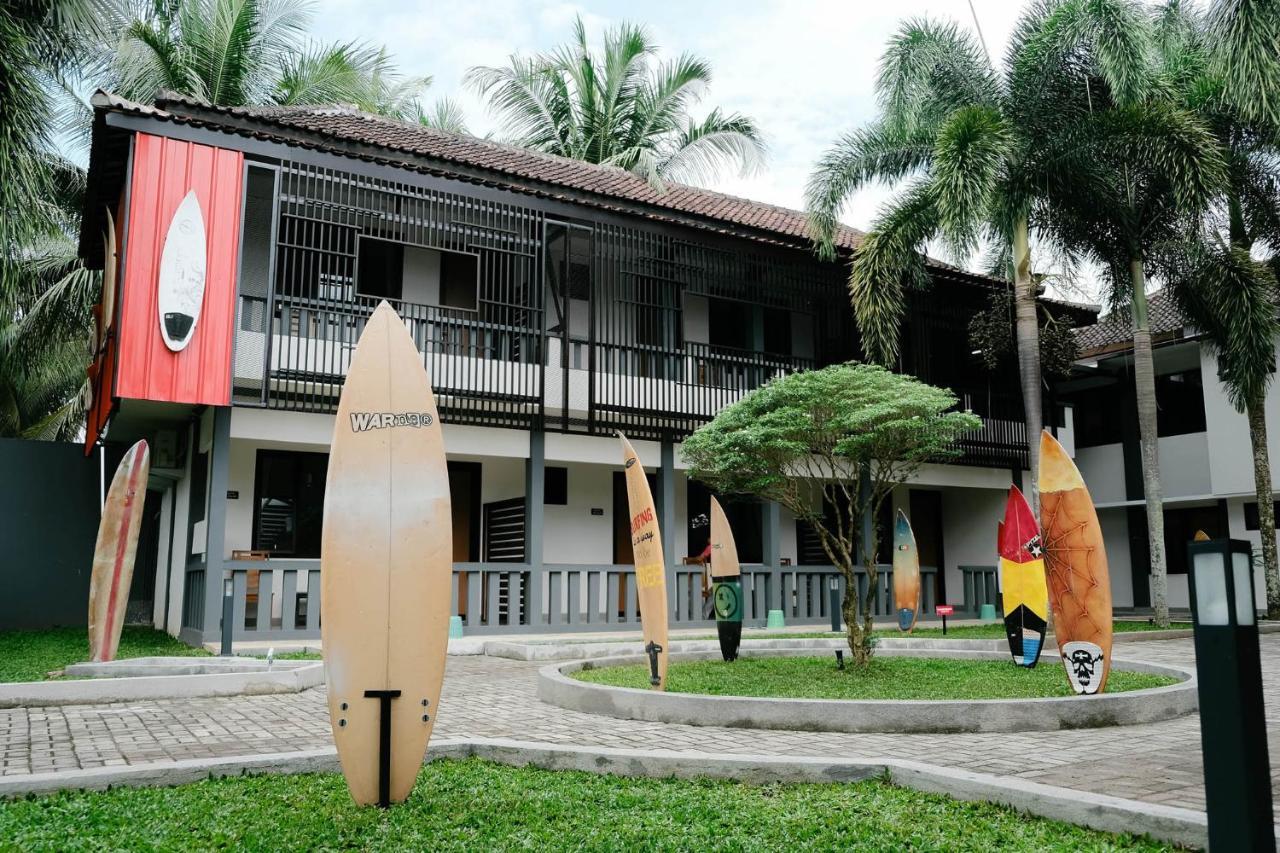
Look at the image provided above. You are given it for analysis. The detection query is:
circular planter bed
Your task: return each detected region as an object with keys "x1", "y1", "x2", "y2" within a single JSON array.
[{"x1": 537, "y1": 647, "x2": 1196, "y2": 734}]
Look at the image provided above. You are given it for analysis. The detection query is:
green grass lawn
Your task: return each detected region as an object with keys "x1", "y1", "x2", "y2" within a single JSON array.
[
  {"x1": 0, "y1": 626, "x2": 207, "y2": 683},
  {"x1": 574, "y1": 656, "x2": 1177, "y2": 700},
  {"x1": 0, "y1": 758, "x2": 1173, "y2": 852},
  {"x1": 707, "y1": 620, "x2": 1194, "y2": 642}
]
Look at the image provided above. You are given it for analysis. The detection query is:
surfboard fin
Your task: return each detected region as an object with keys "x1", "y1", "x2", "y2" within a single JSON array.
[{"x1": 644, "y1": 641, "x2": 664, "y2": 686}]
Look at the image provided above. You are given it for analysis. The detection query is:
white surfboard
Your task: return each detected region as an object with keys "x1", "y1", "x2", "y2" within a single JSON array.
[
  {"x1": 157, "y1": 190, "x2": 207, "y2": 352},
  {"x1": 103, "y1": 206, "x2": 118, "y2": 336},
  {"x1": 322, "y1": 301, "x2": 452, "y2": 806}
]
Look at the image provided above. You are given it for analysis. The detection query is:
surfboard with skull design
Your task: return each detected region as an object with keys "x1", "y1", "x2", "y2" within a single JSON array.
[{"x1": 1039, "y1": 430, "x2": 1112, "y2": 694}]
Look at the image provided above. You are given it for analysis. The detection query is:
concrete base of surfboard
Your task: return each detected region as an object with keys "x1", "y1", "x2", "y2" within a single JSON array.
[
  {"x1": 0, "y1": 660, "x2": 323, "y2": 708},
  {"x1": 538, "y1": 649, "x2": 1197, "y2": 734}
]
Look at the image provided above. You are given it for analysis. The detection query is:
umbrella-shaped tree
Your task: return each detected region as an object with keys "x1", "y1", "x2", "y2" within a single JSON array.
[{"x1": 682, "y1": 363, "x2": 980, "y2": 667}]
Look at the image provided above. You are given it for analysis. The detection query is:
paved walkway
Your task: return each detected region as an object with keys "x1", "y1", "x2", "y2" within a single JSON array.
[{"x1": 3, "y1": 634, "x2": 1279, "y2": 818}]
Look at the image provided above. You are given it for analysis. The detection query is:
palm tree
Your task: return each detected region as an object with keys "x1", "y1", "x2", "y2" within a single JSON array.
[
  {"x1": 1156, "y1": 0, "x2": 1280, "y2": 616},
  {"x1": 1, "y1": 150, "x2": 98, "y2": 440},
  {"x1": 1, "y1": 1, "x2": 113, "y2": 438},
  {"x1": 1028, "y1": 1, "x2": 1226, "y2": 627},
  {"x1": 105, "y1": 0, "x2": 437, "y2": 115},
  {"x1": 804, "y1": 2, "x2": 1150, "y2": 496},
  {"x1": 465, "y1": 15, "x2": 765, "y2": 188},
  {"x1": 1, "y1": 0, "x2": 108, "y2": 294}
]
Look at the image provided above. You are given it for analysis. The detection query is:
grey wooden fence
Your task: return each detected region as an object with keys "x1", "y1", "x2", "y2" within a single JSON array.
[{"x1": 214, "y1": 561, "x2": 952, "y2": 642}]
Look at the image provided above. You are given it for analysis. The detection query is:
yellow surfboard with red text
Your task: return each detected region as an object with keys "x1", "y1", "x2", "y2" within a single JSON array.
[{"x1": 619, "y1": 434, "x2": 669, "y2": 691}]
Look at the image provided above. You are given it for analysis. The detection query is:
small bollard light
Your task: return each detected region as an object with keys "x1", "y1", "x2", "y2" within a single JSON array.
[
  {"x1": 829, "y1": 576, "x2": 841, "y2": 633},
  {"x1": 1187, "y1": 537, "x2": 1274, "y2": 852},
  {"x1": 220, "y1": 576, "x2": 234, "y2": 657},
  {"x1": 834, "y1": 650, "x2": 845, "y2": 670}
]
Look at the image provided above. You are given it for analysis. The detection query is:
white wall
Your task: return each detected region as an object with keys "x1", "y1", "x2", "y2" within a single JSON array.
[
  {"x1": 683, "y1": 294, "x2": 709, "y2": 345},
  {"x1": 401, "y1": 245, "x2": 441, "y2": 306},
  {"x1": 1075, "y1": 443, "x2": 1127, "y2": 505},
  {"x1": 1223, "y1": 496, "x2": 1270, "y2": 611},
  {"x1": 1203, "y1": 345, "x2": 1280, "y2": 496},
  {"x1": 939, "y1": 486, "x2": 1006, "y2": 606},
  {"x1": 1097, "y1": 508, "x2": 1134, "y2": 608},
  {"x1": 1159, "y1": 432, "x2": 1213, "y2": 498},
  {"x1": 543, "y1": 462, "x2": 613, "y2": 564},
  {"x1": 1077, "y1": 433, "x2": 1211, "y2": 506}
]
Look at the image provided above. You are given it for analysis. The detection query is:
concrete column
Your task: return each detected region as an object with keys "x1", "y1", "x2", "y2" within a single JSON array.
[
  {"x1": 200, "y1": 406, "x2": 232, "y2": 645},
  {"x1": 763, "y1": 500, "x2": 783, "y2": 611},
  {"x1": 525, "y1": 430, "x2": 545, "y2": 625},
  {"x1": 660, "y1": 441, "x2": 677, "y2": 615}
]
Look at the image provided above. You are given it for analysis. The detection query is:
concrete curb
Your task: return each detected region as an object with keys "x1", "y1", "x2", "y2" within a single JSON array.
[
  {"x1": 538, "y1": 648, "x2": 1198, "y2": 733},
  {"x1": 0, "y1": 662, "x2": 324, "y2": 708},
  {"x1": 0, "y1": 737, "x2": 1222, "y2": 849},
  {"x1": 63, "y1": 657, "x2": 316, "y2": 678},
  {"x1": 484, "y1": 637, "x2": 850, "y2": 661}
]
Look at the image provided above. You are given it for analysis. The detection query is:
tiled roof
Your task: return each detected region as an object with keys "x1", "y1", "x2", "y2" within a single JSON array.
[
  {"x1": 93, "y1": 91, "x2": 871, "y2": 254},
  {"x1": 1073, "y1": 289, "x2": 1186, "y2": 354}
]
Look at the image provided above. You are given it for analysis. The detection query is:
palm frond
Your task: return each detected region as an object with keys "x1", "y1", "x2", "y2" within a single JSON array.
[
  {"x1": 655, "y1": 110, "x2": 765, "y2": 187},
  {"x1": 1167, "y1": 238, "x2": 1279, "y2": 410},
  {"x1": 930, "y1": 105, "x2": 1012, "y2": 256},
  {"x1": 1206, "y1": 0, "x2": 1280, "y2": 128},
  {"x1": 848, "y1": 180, "x2": 940, "y2": 366},
  {"x1": 876, "y1": 17, "x2": 998, "y2": 130},
  {"x1": 415, "y1": 98, "x2": 469, "y2": 135},
  {"x1": 804, "y1": 121, "x2": 936, "y2": 259}
]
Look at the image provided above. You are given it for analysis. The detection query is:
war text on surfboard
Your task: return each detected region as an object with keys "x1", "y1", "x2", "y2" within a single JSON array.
[{"x1": 349, "y1": 412, "x2": 435, "y2": 432}]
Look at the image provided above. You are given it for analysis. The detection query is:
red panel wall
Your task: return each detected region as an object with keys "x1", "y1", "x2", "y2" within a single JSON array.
[{"x1": 115, "y1": 133, "x2": 244, "y2": 406}]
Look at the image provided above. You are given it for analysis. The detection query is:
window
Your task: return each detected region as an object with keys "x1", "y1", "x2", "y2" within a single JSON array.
[
  {"x1": 1163, "y1": 504, "x2": 1225, "y2": 574},
  {"x1": 1155, "y1": 370, "x2": 1206, "y2": 437},
  {"x1": 1244, "y1": 501, "x2": 1280, "y2": 531},
  {"x1": 545, "y1": 466, "x2": 568, "y2": 505},
  {"x1": 686, "y1": 480, "x2": 762, "y2": 563},
  {"x1": 356, "y1": 237, "x2": 403, "y2": 300},
  {"x1": 440, "y1": 252, "x2": 478, "y2": 310},
  {"x1": 545, "y1": 222, "x2": 592, "y2": 338},
  {"x1": 253, "y1": 450, "x2": 328, "y2": 557},
  {"x1": 762, "y1": 307, "x2": 791, "y2": 355},
  {"x1": 708, "y1": 298, "x2": 753, "y2": 351}
]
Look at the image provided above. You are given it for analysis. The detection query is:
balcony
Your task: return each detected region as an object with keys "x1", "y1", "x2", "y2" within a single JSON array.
[{"x1": 233, "y1": 292, "x2": 815, "y2": 441}]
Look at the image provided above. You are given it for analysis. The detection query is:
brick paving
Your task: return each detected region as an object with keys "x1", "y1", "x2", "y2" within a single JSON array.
[{"x1": 3, "y1": 634, "x2": 1279, "y2": 817}]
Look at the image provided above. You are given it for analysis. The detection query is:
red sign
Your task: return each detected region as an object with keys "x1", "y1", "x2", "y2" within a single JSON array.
[{"x1": 935, "y1": 605, "x2": 955, "y2": 616}]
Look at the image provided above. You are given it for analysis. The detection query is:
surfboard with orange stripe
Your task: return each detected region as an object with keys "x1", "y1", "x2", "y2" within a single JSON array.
[{"x1": 88, "y1": 440, "x2": 150, "y2": 662}]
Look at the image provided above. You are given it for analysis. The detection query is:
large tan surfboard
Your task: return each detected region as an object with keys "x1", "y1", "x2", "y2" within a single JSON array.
[
  {"x1": 619, "y1": 434, "x2": 669, "y2": 690},
  {"x1": 1040, "y1": 430, "x2": 1112, "y2": 695},
  {"x1": 322, "y1": 301, "x2": 451, "y2": 806},
  {"x1": 88, "y1": 440, "x2": 150, "y2": 662}
]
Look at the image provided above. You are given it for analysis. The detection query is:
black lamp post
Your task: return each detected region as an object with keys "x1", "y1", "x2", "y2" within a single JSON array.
[
  {"x1": 1186, "y1": 537, "x2": 1274, "y2": 852},
  {"x1": 829, "y1": 576, "x2": 841, "y2": 633}
]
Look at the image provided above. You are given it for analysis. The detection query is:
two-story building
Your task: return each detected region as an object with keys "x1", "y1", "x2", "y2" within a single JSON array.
[
  {"x1": 1058, "y1": 289, "x2": 1276, "y2": 613},
  {"x1": 79, "y1": 91, "x2": 1071, "y2": 647}
]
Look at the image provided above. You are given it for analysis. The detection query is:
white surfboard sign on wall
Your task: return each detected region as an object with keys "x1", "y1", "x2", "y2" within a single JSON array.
[{"x1": 157, "y1": 190, "x2": 207, "y2": 352}]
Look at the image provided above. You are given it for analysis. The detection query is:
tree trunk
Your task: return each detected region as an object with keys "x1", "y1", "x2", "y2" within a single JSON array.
[
  {"x1": 1130, "y1": 260, "x2": 1169, "y2": 627},
  {"x1": 1246, "y1": 392, "x2": 1280, "y2": 618},
  {"x1": 1012, "y1": 219, "x2": 1043, "y2": 509}
]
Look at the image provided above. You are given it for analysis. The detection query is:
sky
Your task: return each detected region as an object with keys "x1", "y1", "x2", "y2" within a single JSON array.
[{"x1": 307, "y1": 0, "x2": 1059, "y2": 287}]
